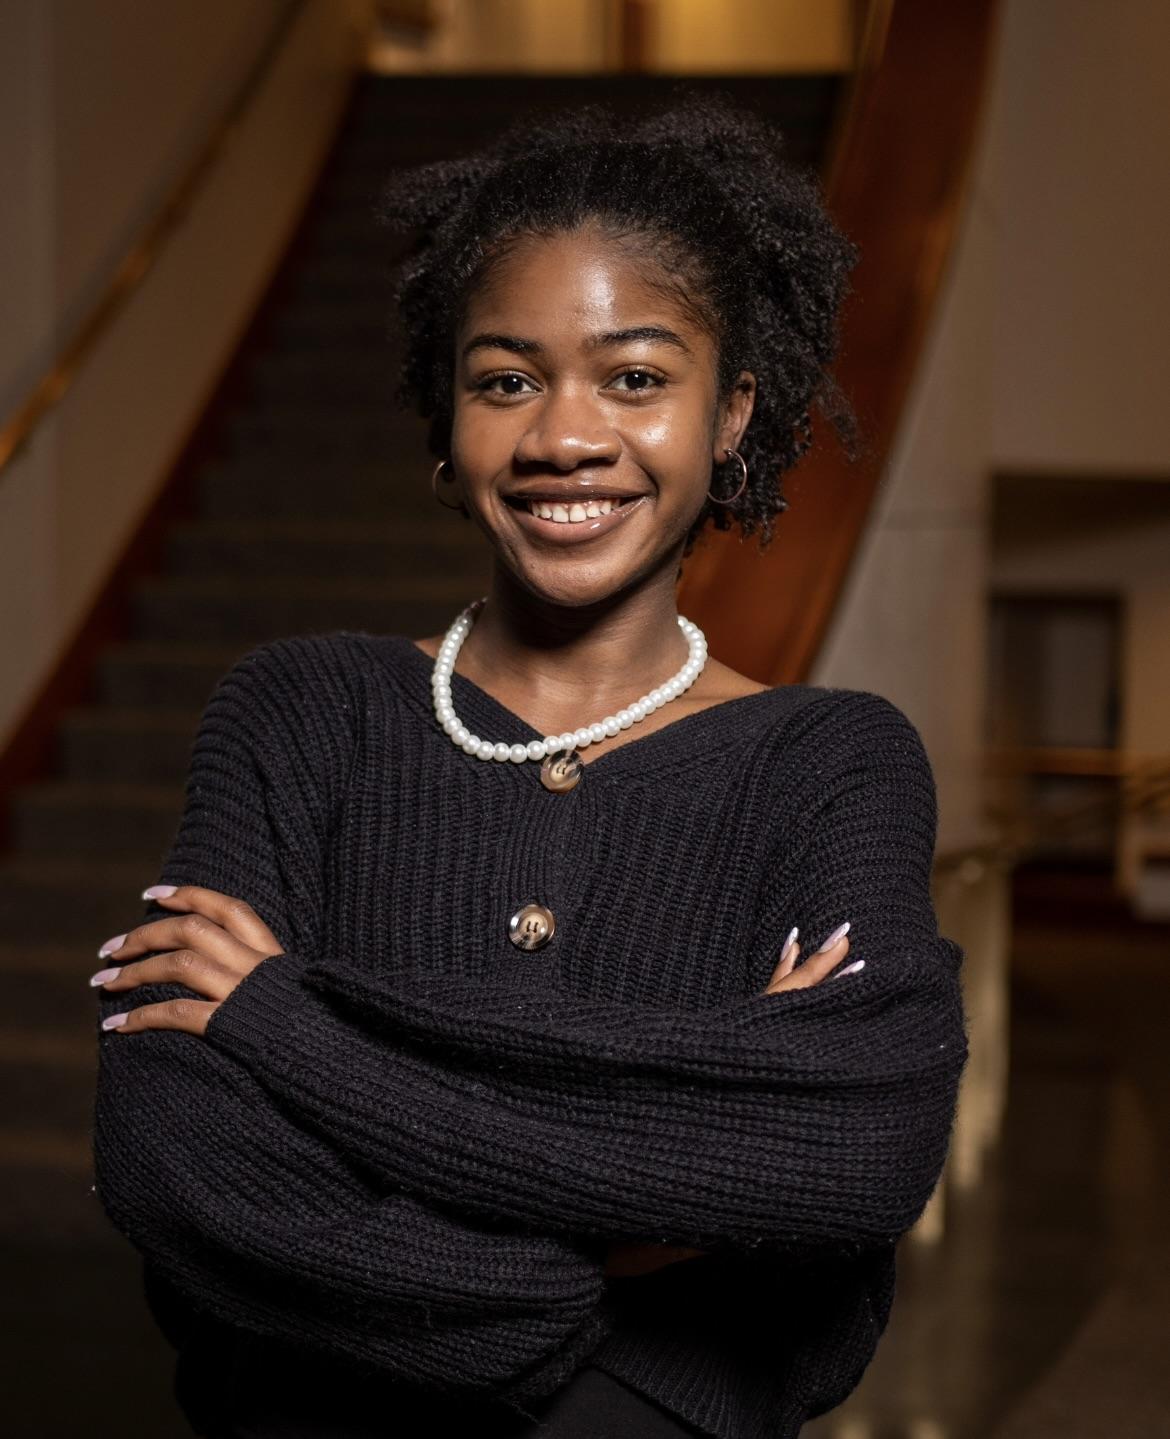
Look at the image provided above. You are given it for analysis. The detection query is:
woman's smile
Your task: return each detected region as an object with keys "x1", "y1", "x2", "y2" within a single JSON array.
[{"x1": 501, "y1": 490, "x2": 650, "y2": 546}]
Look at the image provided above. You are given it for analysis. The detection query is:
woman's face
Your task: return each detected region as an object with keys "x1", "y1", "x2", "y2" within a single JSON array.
[{"x1": 450, "y1": 224, "x2": 755, "y2": 609}]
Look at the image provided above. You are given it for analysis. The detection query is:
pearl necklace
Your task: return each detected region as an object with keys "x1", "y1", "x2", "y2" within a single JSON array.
[{"x1": 431, "y1": 597, "x2": 709, "y2": 791}]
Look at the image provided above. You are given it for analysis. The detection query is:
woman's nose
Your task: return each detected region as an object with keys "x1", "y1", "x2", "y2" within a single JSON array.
[{"x1": 512, "y1": 386, "x2": 620, "y2": 470}]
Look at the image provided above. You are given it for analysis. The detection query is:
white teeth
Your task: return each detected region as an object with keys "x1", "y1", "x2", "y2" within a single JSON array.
[{"x1": 526, "y1": 497, "x2": 620, "y2": 522}]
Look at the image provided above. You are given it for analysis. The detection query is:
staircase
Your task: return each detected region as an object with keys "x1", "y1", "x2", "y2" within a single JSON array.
[{"x1": 0, "y1": 73, "x2": 844, "y2": 1246}]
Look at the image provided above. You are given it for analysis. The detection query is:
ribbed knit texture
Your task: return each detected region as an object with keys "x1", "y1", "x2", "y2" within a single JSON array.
[{"x1": 91, "y1": 630, "x2": 970, "y2": 1439}]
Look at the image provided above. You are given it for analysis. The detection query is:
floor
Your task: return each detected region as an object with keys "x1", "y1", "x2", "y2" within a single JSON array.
[{"x1": 4, "y1": 861, "x2": 1166, "y2": 1438}]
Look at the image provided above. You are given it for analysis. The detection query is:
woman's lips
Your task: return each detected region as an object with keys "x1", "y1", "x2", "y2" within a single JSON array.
[{"x1": 503, "y1": 495, "x2": 649, "y2": 546}]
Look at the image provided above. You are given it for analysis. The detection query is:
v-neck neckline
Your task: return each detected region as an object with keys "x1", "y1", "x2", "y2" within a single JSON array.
[{"x1": 376, "y1": 632, "x2": 794, "y2": 785}]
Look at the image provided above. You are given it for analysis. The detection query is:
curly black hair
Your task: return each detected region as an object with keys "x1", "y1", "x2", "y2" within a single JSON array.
[{"x1": 374, "y1": 86, "x2": 860, "y2": 558}]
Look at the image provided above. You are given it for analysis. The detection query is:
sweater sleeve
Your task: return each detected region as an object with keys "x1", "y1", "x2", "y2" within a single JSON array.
[
  {"x1": 202, "y1": 689, "x2": 971, "y2": 1260},
  {"x1": 91, "y1": 636, "x2": 612, "y2": 1402}
]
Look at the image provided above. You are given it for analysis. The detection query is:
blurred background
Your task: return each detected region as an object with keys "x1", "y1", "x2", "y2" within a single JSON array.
[{"x1": 1, "y1": 1, "x2": 1167, "y2": 1435}]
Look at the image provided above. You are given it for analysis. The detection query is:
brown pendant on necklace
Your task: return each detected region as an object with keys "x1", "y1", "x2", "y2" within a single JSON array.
[{"x1": 540, "y1": 746, "x2": 584, "y2": 793}]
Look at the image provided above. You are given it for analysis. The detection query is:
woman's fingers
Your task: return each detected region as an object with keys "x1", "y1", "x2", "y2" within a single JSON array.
[
  {"x1": 138, "y1": 884, "x2": 283, "y2": 955},
  {"x1": 92, "y1": 885, "x2": 283, "y2": 1038},
  {"x1": 100, "y1": 995, "x2": 218, "y2": 1037},
  {"x1": 762, "y1": 921, "x2": 855, "y2": 995},
  {"x1": 94, "y1": 912, "x2": 243, "y2": 974},
  {"x1": 92, "y1": 947, "x2": 238, "y2": 1002}
]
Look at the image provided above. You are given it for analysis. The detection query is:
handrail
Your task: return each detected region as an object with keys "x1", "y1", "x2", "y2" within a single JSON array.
[
  {"x1": 931, "y1": 752, "x2": 1170, "y2": 879},
  {"x1": 980, "y1": 751, "x2": 1170, "y2": 872},
  {"x1": 0, "y1": 0, "x2": 310, "y2": 480}
]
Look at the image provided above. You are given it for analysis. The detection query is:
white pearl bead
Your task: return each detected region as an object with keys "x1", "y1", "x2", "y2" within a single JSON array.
[{"x1": 430, "y1": 598, "x2": 708, "y2": 768}]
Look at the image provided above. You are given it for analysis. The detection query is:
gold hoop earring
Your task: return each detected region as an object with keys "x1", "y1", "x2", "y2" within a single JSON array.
[
  {"x1": 431, "y1": 458, "x2": 467, "y2": 513},
  {"x1": 707, "y1": 448, "x2": 748, "y2": 505}
]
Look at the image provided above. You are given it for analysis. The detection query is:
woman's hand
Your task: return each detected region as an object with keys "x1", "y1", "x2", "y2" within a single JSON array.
[
  {"x1": 90, "y1": 884, "x2": 284, "y2": 1037},
  {"x1": 760, "y1": 920, "x2": 861, "y2": 994}
]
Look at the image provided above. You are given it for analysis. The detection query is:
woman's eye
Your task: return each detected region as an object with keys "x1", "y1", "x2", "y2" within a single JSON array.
[
  {"x1": 609, "y1": 369, "x2": 665, "y2": 394},
  {"x1": 475, "y1": 373, "x2": 537, "y2": 398}
]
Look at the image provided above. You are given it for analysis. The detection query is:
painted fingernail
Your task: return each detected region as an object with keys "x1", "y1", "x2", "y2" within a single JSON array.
[
  {"x1": 142, "y1": 884, "x2": 177, "y2": 899},
  {"x1": 89, "y1": 967, "x2": 122, "y2": 987},
  {"x1": 102, "y1": 1013, "x2": 129, "y2": 1030},
  {"x1": 816, "y1": 920, "x2": 851, "y2": 953},
  {"x1": 780, "y1": 925, "x2": 798, "y2": 963},
  {"x1": 97, "y1": 934, "x2": 127, "y2": 958},
  {"x1": 831, "y1": 959, "x2": 866, "y2": 979}
]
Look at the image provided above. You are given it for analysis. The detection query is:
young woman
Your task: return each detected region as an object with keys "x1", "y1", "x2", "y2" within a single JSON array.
[{"x1": 92, "y1": 92, "x2": 968, "y2": 1438}]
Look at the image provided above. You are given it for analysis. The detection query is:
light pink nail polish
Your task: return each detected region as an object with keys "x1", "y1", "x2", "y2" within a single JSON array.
[
  {"x1": 779, "y1": 925, "x2": 798, "y2": 962},
  {"x1": 142, "y1": 884, "x2": 177, "y2": 900},
  {"x1": 102, "y1": 1012, "x2": 129, "y2": 1030},
  {"x1": 815, "y1": 920, "x2": 851, "y2": 953},
  {"x1": 97, "y1": 934, "x2": 126, "y2": 958},
  {"x1": 89, "y1": 967, "x2": 122, "y2": 987},
  {"x1": 831, "y1": 959, "x2": 865, "y2": 979}
]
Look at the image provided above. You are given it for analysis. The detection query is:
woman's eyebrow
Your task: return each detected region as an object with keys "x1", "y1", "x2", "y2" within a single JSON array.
[
  {"x1": 593, "y1": 325, "x2": 693, "y2": 355},
  {"x1": 461, "y1": 332, "x2": 540, "y2": 360},
  {"x1": 461, "y1": 325, "x2": 693, "y2": 361}
]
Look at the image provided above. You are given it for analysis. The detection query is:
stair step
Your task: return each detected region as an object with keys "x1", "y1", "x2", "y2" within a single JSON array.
[
  {"x1": 287, "y1": 257, "x2": 395, "y2": 303},
  {"x1": 129, "y1": 573, "x2": 477, "y2": 644},
  {"x1": 1, "y1": 946, "x2": 112, "y2": 1029},
  {"x1": 94, "y1": 641, "x2": 247, "y2": 709},
  {"x1": 0, "y1": 857, "x2": 163, "y2": 944},
  {"x1": 267, "y1": 299, "x2": 395, "y2": 345},
  {"x1": 0, "y1": 1129, "x2": 114, "y2": 1245},
  {"x1": 165, "y1": 517, "x2": 488, "y2": 578},
  {"x1": 4, "y1": 1050, "x2": 96, "y2": 1135},
  {"x1": 219, "y1": 404, "x2": 419, "y2": 456},
  {"x1": 238, "y1": 347, "x2": 400, "y2": 403},
  {"x1": 57, "y1": 707, "x2": 200, "y2": 788},
  {"x1": 197, "y1": 457, "x2": 460, "y2": 521},
  {"x1": 9, "y1": 780, "x2": 184, "y2": 858}
]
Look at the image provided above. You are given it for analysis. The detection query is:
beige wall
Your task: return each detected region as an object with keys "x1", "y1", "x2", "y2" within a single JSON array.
[
  {"x1": 991, "y1": 0, "x2": 1170, "y2": 473},
  {"x1": 0, "y1": 0, "x2": 372, "y2": 752}
]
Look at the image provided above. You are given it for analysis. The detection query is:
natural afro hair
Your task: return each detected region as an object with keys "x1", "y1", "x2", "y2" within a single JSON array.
[{"x1": 374, "y1": 86, "x2": 860, "y2": 558}]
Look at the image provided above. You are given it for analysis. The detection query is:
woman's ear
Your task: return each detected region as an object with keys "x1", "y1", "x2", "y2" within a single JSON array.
[{"x1": 712, "y1": 370, "x2": 757, "y2": 463}]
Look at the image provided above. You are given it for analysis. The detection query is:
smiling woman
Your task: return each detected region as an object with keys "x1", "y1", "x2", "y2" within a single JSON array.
[
  {"x1": 91, "y1": 86, "x2": 967, "y2": 1439},
  {"x1": 372, "y1": 89, "x2": 862, "y2": 740}
]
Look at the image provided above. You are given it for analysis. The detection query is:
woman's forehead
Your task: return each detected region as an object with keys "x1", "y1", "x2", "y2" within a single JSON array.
[{"x1": 460, "y1": 230, "x2": 704, "y2": 347}]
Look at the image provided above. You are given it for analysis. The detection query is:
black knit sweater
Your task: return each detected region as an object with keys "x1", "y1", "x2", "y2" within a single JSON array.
[{"x1": 91, "y1": 630, "x2": 970, "y2": 1439}]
